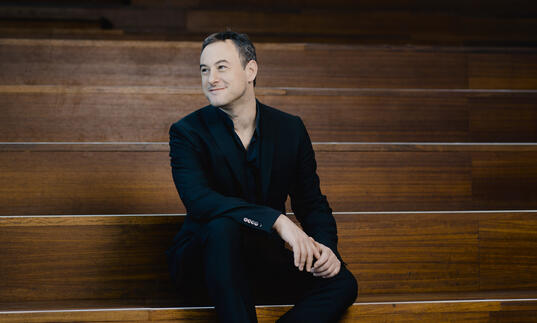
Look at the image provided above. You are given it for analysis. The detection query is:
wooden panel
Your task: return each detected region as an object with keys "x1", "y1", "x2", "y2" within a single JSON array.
[
  {"x1": 0, "y1": 150, "x2": 471, "y2": 215},
  {"x1": 2, "y1": 300, "x2": 537, "y2": 323},
  {"x1": 472, "y1": 152, "x2": 537, "y2": 210},
  {"x1": 2, "y1": 1, "x2": 537, "y2": 47},
  {"x1": 467, "y1": 93, "x2": 537, "y2": 142},
  {"x1": 2, "y1": 88, "x2": 537, "y2": 143},
  {"x1": 469, "y1": 53, "x2": 537, "y2": 89},
  {"x1": 0, "y1": 151, "x2": 181, "y2": 215},
  {"x1": 0, "y1": 39, "x2": 533, "y2": 89},
  {"x1": 0, "y1": 212, "x2": 509, "y2": 304},
  {"x1": 0, "y1": 211, "x2": 536, "y2": 309},
  {"x1": 1, "y1": 149, "x2": 536, "y2": 215},
  {"x1": 479, "y1": 213, "x2": 537, "y2": 291},
  {"x1": 185, "y1": 10, "x2": 537, "y2": 46},
  {"x1": 338, "y1": 213, "x2": 479, "y2": 294}
]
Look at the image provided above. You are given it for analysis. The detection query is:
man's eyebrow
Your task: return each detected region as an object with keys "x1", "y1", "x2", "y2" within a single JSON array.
[{"x1": 200, "y1": 59, "x2": 230, "y2": 69}]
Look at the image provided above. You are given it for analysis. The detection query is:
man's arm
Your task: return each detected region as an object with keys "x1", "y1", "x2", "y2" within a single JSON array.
[
  {"x1": 169, "y1": 122, "x2": 281, "y2": 232},
  {"x1": 289, "y1": 117, "x2": 343, "y2": 277}
]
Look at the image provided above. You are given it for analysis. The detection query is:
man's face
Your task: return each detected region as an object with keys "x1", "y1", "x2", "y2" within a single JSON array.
[{"x1": 200, "y1": 40, "x2": 252, "y2": 108}]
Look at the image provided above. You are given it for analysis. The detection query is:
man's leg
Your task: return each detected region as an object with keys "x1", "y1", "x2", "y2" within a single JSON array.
[
  {"x1": 275, "y1": 263, "x2": 358, "y2": 323},
  {"x1": 172, "y1": 217, "x2": 257, "y2": 323},
  {"x1": 242, "y1": 231, "x2": 358, "y2": 323}
]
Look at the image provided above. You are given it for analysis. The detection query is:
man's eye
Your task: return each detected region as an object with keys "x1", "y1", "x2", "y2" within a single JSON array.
[
  {"x1": 218, "y1": 65, "x2": 227, "y2": 70},
  {"x1": 201, "y1": 68, "x2": 209, "y2": 73}
]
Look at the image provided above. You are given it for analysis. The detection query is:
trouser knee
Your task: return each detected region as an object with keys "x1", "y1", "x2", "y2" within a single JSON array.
[
  {"x1": 333, "y1": 266, "x2": 358, "y2": 307},
  {"x1": 202, "y1": 217, "x2": 244, "y2": 286},
  {"x1": 203, "y1": 217, "x2": 242, "y2": 251}
]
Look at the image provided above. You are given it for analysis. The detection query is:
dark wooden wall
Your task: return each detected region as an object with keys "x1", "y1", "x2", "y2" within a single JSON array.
[{"x1": 1, "y1": 0, "x2": 537, "y2": 45}]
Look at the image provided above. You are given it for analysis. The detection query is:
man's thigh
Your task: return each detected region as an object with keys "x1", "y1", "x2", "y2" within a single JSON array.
[{"x1": 174, "y1": 219, "x2": 350, "y2": 306}]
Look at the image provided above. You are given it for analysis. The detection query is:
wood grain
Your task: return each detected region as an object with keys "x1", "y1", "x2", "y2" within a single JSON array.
[
  {"x1": 1, "y1": 39, "x2": 536, "y2": 89},
  {"x1": 1, "y1": 1, "x2": 537, "y2": 46},
  {"x1": 1, "y1": 212, "x2": 535, "y2": 305},
  {"x1": 2, "y1": 89, "x2": 537, "y2": 142},
  {"x1": 1, "y1": 149, "x2": 536, "y2": 215}
]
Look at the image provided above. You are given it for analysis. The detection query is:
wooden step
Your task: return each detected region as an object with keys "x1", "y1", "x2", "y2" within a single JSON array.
[
  {"x1": 1, "y1": 2, "x2": 537, "y2": 46},
  {"x1": 1, "y1": 293, "x2": 537, "y2": 322},
  {"x1": 1, "y1": 212, "x2": 536, "y2": 304},
  {"x1": 2, "y1": 86, "x2": 536, "y2": 142},
  {"x1": 1, "y1": 144, "x2": 536, "y2": 215},
  {"x1": 1, "y1": 39, "x2": 536, "y2": 89}
]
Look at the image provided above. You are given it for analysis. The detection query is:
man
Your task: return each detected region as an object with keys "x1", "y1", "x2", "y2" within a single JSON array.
[{"x1": 167, "y1": 31, "x2": 357, "y2": 323}]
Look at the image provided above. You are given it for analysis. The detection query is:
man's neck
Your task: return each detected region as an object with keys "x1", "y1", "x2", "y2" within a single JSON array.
[{"x1": 219, "y1": 91, "x2": 257, "y2": 133}]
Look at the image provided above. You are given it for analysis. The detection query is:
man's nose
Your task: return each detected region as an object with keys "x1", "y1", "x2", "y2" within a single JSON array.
[{"x1": 208, "y1": 69, "x2": 219, "y2": 84}]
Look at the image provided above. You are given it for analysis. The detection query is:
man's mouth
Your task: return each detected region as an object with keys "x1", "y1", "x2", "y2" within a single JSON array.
[{"x1": 209, "y1": 88, "x2": 225, "y2": 92}]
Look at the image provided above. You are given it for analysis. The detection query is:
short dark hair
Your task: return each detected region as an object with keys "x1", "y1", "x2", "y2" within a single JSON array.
[{"x1": 202, "y1": 31, "x2": 257, "y2": 86}]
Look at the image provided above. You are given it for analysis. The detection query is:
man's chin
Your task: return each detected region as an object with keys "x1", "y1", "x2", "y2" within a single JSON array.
[{"x1": 206, "y1": 97, "x2": 229, "y2": 108}]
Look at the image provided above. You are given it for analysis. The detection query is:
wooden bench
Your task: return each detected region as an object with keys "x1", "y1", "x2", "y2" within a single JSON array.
[
  {"x1": 1, "y1": 39, "x2": 537, "y2": 89},
  {"x1": 1, "y1": 38, "x2": 536, "y2": 321}
]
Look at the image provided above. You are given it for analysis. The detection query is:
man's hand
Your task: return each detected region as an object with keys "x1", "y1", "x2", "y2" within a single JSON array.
[
  {"x1": 273, "y1": 214, "x2": 320, "y2": 272},
  {"x1": 311, "y1": 240, "x2": 341, "y2": 278}
]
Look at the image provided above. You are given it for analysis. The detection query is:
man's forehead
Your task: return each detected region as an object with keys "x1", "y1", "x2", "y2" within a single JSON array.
[{"x1": 200, "y1": 40, "x2": 240, "y2": 65}]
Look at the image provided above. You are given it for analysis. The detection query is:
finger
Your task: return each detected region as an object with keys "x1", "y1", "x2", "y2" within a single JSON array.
[
  {"x1": 320, "y1": 263, "x2": 337, "y2": 278},
  {"x1": 309, "y1": 237, "x2": 321, "y2": 259},
  {"x1": 305, "y1": 243, "x2": 314, "y2": 272},
  {"x1": 299, "y1": 240, "x2": 306, "y2": 271},
  {"x1": 313, "y1": 254, "x2": 331, "y2": 273},
  {"x1": 326, "y1": 263, "x2": 341, "y2": 278},
  {"x1": 316, "y1": 258, "x2": 337, "y2": 276},
  {"x1": 293, "y1": 243, "x2": 300, "y2": 268},
  {"x1": 312, "y1": 248, "x2": 330, "y2": 271}
]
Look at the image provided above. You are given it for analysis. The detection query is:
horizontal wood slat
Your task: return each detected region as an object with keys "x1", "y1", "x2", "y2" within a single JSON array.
[
  {"x1": 1, "y1": 212, "x2": 536, "y2": 305},
  {"x1": 1, "y1": 39, "x2": 536, "y2": 89},
  {"x1": 2, "y1": 299, "x2": 537, "y2": 323},
  {"x1": 2, "y1": 3, "x2": 536, "y2": 46},
  {"x1": 1, "y1": 150, "x2": 537, "y2": 215},
  {"x1": 185, "y1": 10, "x2": 537, "y2": 45},
  {"x1": 3, "y1": 143, "x2": 537, "y2": 153},
  {"x1": 2, "y1": 89, "x2": 537, "y2": 142}
]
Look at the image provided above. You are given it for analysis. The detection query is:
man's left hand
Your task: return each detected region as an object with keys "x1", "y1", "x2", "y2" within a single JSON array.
[{"x1": 311, "y1": 238, "x2": 341, "y2": 278}]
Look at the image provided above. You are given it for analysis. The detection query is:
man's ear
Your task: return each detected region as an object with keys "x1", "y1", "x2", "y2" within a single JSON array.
[{"x1": 245, "y1": 60, "x2": 258, "y2": 84}]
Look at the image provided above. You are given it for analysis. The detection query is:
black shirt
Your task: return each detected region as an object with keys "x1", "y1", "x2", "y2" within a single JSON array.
[{"x1": 215, "y1": 103, "x2": 261, "y2": 204}]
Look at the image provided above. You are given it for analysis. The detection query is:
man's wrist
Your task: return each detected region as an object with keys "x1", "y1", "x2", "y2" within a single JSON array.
[{"x1": 272, "y1": 214, "x2": 286, "y2": 231}]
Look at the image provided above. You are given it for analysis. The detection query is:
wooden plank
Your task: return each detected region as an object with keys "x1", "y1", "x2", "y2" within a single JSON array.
[
  {"x1": 339, "y1": 213, "x2": 479, "y2": 294},
  {"x1": 1, "y1": 149, "x2": 536, "y2": 215},
  {"x1": 0, "y1": 212, "x2": 528, "y2": 305},
  {"x1": 479, "y1": 213, "x2": 537, "y2": 291},
  {"x1": 2, "y1": 143, "x2": 536, "y2": 153},
  {"x1": 1, "y1": 297, "x2": 537, "y2": 322},
  {"x1": 2, "y1": 88, "x2": 537, "y2": 142},
  {"x1": 469, "y1": 53, "x2": 537, "y2": 89},
  {"x1": 184, "y1": 9, "x2": 537, "y2": 46},
  {"x1": 1, "y1": 39, "x2": 535, "y2": 89},
  {"x1": 472, "y1": 152, "x2": 537, "y2": 210}
]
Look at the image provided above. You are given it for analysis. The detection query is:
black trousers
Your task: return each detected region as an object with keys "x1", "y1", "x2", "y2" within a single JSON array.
[{"x1": 170, "y1": 217, "x2": 358, "y2": 323}]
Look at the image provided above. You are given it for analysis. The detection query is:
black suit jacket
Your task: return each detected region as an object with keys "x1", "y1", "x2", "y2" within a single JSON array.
[{"x1": 167, "y1": 100, "x2": 342, "y2": 274}]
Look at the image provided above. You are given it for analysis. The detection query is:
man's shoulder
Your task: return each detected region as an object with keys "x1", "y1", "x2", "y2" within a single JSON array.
[
  {"x1": 170, "y1": 105, "x2": 212, "y2": 133},
  {"x1": 258, "y1": 101, "x2": 302, "y2": 128}
]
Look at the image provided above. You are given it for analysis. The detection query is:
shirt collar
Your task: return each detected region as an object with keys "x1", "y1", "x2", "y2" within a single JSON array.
[{"x1": 216, "y1": 102, "x2": 260, "y2": 136}]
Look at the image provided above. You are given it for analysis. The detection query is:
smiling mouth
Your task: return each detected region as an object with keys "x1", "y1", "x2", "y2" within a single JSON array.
[{"x1": 209, "y1": 88, "x2": 225, "y2": 92}]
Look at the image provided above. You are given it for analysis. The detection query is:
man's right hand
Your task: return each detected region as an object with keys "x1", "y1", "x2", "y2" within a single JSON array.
[{"x1": 273, "y1": 214, "x2": 321, "y2": 273}]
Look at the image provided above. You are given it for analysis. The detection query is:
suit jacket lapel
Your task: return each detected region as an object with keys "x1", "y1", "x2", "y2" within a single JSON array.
[
  {"x1": 202, "y1": 106, "x2": 247, "y2": 191},
  {"x1": 258, "y1": 102, "x2": 274, "y2": 202}
]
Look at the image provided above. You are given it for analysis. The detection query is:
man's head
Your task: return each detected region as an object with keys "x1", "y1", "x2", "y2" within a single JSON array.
[{"x1": 200, "y1": 31, "x2": 258, "y2": 108}]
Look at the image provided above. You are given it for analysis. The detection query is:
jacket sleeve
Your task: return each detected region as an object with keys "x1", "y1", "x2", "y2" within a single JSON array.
[
  {"x1": 169, "y1": 122, "x2": 281, "y2": 233},
  {"x1": 289, "y1": 117, "x2": 344, "y2": 262}
]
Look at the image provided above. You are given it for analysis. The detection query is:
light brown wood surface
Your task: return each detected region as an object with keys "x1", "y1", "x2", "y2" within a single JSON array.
[
  {"x1": 1, "y1": 148, "x2": 537, "y2": 215},
  {"x1": 1, "y1": 212, "x2": 536, "y2": 304},
  {"x1": 2, "y1": 88, "x2": 536, "y2": 142},
  {"x1": 1, "y1": 39, "x2": 536, "y2": 89}
]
